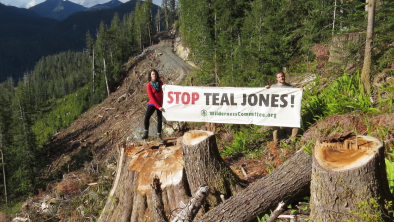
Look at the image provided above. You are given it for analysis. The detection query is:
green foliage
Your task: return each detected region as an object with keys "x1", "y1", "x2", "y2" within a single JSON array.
[
  {"x1": 0, "y1": 202, "x2": 24, "y2": 215},
  {"x1": 220, "y1": 125, "x2": 270, "y2": 157},
  {"x1": 257, "y1": 213, "x2": 269, "y2": 222},
  {"x1": 301, "y1": 73, "x2": 379, "y2": 130},
  {"x1": 300, "y1": 205, "x2": 308, "y2": 211},
  {"x1": 376, "y1": 76, "x2": 394, "y2": 113},
  {"x1": 386, "y1": 158, "x2": 394, "y2": 194},
  {"x1": 32, "y1": 86, "x2": 91, "y2": 146},
  {"x1": 348, "y1": 198, "x2": 386, "y2": 222}
]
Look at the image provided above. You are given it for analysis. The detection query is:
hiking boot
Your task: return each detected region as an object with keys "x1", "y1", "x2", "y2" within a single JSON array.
[
  {"x1": 157, "y1": 133, "x2": 164, "y2": 143},
  {"x1": 142, "y1": 130, "x2": 148, "y2": 139}
]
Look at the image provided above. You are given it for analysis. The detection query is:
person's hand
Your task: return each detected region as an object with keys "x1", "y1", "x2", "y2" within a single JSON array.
[
  {"x1": 265, "y1": 85, "x2": 271, "y2": 89},
  {"x1": 159, "y1": 107, "x2": 165, "y2": 112},
  {"x1": 300, "y1": 87, "x2": 304, "y2": 92}
]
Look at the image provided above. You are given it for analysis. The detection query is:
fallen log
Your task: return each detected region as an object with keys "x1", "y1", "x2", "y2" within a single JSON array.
[
  {"x1": 181, "y1": 130, "x2": 247, "y2": 208},
  {"x1": 196, "y1": 148, "x2": 312, "y2": 222},
  {"x1": 310, "y1": 135, "x2": 394, "y2": 221}
]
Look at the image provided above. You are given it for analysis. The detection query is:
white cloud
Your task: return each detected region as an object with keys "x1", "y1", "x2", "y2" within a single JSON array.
[
  {"x1": 0, "y1": 0, "x2": 162, "y2": 8},
  {"x1": 26, "y1": 0, "x2": 36, "y2": 8}
]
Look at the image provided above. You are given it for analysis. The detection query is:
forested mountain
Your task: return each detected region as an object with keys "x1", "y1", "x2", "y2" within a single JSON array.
[
  {"x1": 29, "y1": 0, "x2": 87, "y2": 21},
  {"x1": 0, "y1": 0, "x2": 159, "y2": 82},
  {"x1": 0, "y1": 0, "x2": 158, "y2": 206},
  {"x1": 179, "y1": 0, "x2": 394, "y2": 87},
  {"x1": 0, "y1": 2, "x2": 39, "y2": 18},
  {"x1": 0, "y1": 3, "x2": 59, "y2": 80},
  {"x1": 86, "y1": 0, "x2": 123, "y2": 11}
]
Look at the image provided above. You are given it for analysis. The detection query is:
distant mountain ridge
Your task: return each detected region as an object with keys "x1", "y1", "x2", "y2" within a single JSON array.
[
  {"x1": 0, "y1": 0, "x2": 160, "y2": 82},
  {"x1": 29, "y1": 0, "x2": 87, "y2": 21},
  {"x1": 0, "y1": 3, "x2": 59, "y2": 80},
  {"x1": 0, "y1": 2, "x2": 39, "y2": 17},
  {"x1": 86, "y1": 0, "x2": 123, "y2": 11}
]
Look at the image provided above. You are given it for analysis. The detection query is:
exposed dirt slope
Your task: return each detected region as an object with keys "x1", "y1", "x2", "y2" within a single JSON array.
[{"x1": 42, "y1": 39, "x2": 194, "y2": 182}]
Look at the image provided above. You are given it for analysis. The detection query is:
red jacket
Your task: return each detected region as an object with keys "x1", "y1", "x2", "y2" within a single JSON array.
[{"x1": 147, "y1": 81, "x2": 163, "y2": 109}]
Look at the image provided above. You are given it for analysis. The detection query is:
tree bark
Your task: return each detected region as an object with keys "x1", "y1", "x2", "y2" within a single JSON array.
[
  {"x1": 181, "y1": 130, "x2": 247, "y2": 209},
  {"x1": 98, "y1": 138, "x2": 189, "y2": 222},
  {"x1": 103, "y1": 59, "x2": 110, "y2": 97},
  {"x1": 361, "y1": 0, "x2": 375, "y2": 94},
  {"x1": 310, "y1": 135, "x2": 394, "y2": 221},
  {"x1": 196, "y1": 148, "x2": 312, "y2": 222},
  {"x1": 150, "y1": 175, "x2": 168, "y2": 222}
]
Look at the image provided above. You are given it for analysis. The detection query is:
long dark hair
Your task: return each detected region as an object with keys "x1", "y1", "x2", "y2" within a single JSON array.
[{"x1": 148, "y1": 69, "x2": 161, "y2": 82}]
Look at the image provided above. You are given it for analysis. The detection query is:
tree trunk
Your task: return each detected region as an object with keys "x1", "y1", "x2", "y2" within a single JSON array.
[
  {"x1": 92, "y1": 48, "x2": 95, "y2": 100},
  {"x1": 361, "y1": 0, "x2": 375, "y2": 94},
  {"x1": 196, "y1": 148, "x2": 312, "y2": 222},
  {"x1": 0, "y1": 149, "x2": 7, "y2": 207},
  {"x1": 103, "y1": 59, "x2": 110, "y2": 97},
  {"x1": 98, "y1": 138, "x2": 189, "y2": 222},
  {"x1": 310, "y1": 135, "x2": 394, "y2": 221},
  {"x1": 181, "y1": 130, "x2": 247, "y2": 209}
]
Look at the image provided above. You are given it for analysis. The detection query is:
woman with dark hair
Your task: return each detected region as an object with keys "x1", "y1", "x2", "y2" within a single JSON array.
[{"x1": 142, "y1": 69, "x2": 165, "y2": 142}]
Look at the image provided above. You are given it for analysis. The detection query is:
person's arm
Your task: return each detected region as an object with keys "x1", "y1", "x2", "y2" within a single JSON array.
[{"x1": 146, "y1": 83, "x2": 162, "y2": 109}]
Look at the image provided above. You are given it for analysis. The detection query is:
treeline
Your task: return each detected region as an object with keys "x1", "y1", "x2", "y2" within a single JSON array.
[
  {"x1": 179, "y1": 0, "x2": 394, "y2": 87},
  {"x1": 0, "y1": 0, "x2": 158, "y2": 202}
]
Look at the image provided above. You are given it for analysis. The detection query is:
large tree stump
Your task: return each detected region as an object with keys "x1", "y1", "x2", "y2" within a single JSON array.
[
  {"x1": 98, "y1": 138, "x2": 189, "y2": 222},
  {"x1": 310, "y1": 135, "x2": 394, "y2": 221},
  {"x1": 181, "y1": 130, "x2": 247, "y2": 208},
  {"x1": 196, "y1": 149, "x2": 312, "y2": 222},
  {"x1": 99, "y1": 131, "x2": 249, "y2": 222}
]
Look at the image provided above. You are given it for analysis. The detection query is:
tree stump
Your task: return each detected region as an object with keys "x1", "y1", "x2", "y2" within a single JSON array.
[
  {"x1": 181, "y1": 130, "x2": 247, "y2": 208},
  {"x1": 98, "y1": 138, "x2": 189, "y2": 222},
  {"x1": 99, "y1": 131, "x2": 248, "y2": 222},
  {"x1": 310, "y1": 135, "x2": 394, "y2": 221}
]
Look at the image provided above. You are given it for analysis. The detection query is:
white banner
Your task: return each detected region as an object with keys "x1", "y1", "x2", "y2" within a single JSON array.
[{"x1": 162, "y1": 85, "x2": 302, "y2": 127}]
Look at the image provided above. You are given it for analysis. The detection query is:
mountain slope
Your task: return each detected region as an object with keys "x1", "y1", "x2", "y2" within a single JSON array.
[
  {"x1": 86, "y1": 0, "x2": 123, "y2": 11},
  {"x1": 42, "y1": 39, "x2": 193, "y2": 185},
  {"x1": 0, "y1": 0, "x2": 159, "y2": 82},
  {"x1": 29, "y1": 0, "x2": 87, "y2": 21},
  {"x1": 0, "y1": 3, "x2": 59, "y2": 80}
]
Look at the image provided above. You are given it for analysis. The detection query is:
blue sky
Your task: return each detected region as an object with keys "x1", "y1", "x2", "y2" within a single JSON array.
[{"x1": 0, "y1": 0, "x2": 162, "y2": 8}]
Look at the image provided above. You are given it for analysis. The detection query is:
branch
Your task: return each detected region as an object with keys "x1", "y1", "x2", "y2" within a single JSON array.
[
  {"x1": 171, "y1": 185, "x2": 210, "y2": 222},
  {"x1": 265, "y1": 201, "x2": 285, "y2": 222}
]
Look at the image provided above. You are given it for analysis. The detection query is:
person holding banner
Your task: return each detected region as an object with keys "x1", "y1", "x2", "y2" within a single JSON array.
[
  {"x1": 266, "y1": 71, "x2": 303, "y2": 145},
  {"x1": 142, "y1": 69, "x2": 165, "y2": 142}
]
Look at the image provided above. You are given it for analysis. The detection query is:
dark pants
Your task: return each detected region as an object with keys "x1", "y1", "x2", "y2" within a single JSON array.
[{"x1": 144, "y1": 105, "x2": 162, "y2": 134}]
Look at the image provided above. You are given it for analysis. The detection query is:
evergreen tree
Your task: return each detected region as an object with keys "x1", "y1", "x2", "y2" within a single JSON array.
[{"x1": 9, "y1": 80, "x2": 38, "y2": 196}]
